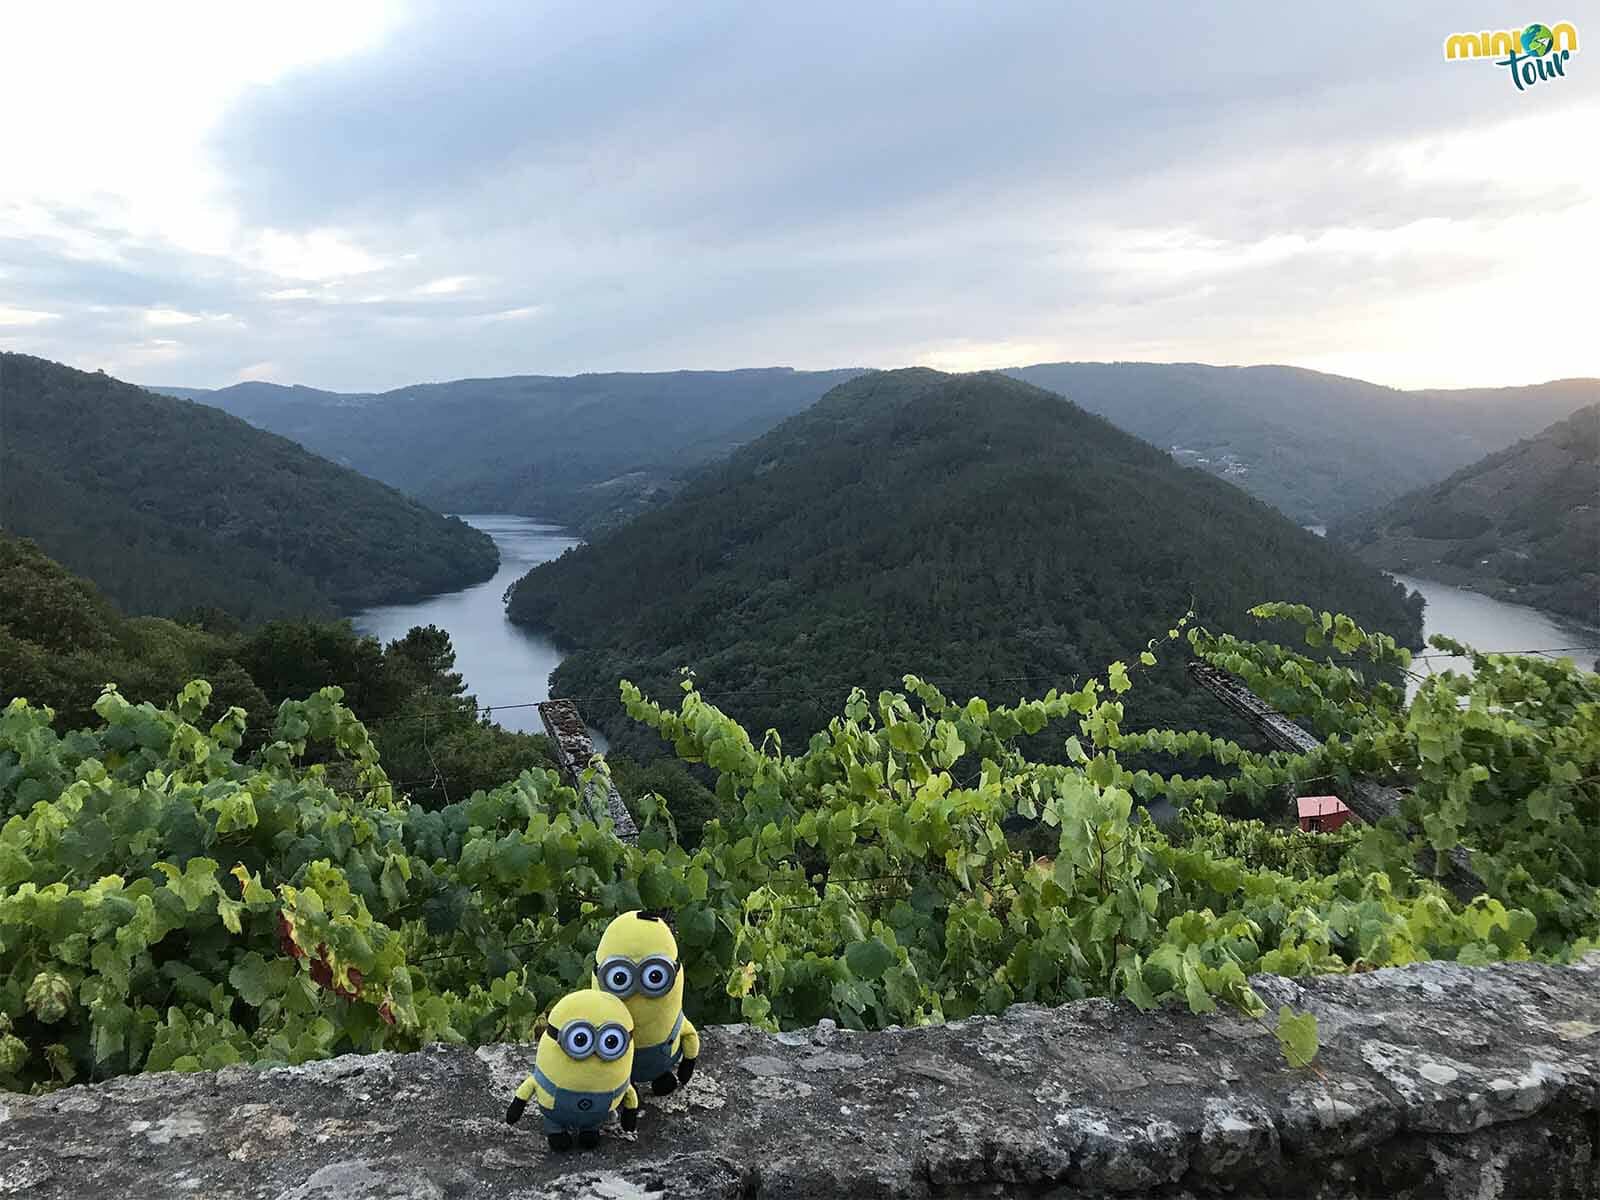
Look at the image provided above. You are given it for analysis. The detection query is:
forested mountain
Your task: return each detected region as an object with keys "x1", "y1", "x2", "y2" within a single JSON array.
[
  {"x1": 0, "y1": 529, "x2": 546, "y2": 805},
  {"x1": 161, "y1": 363, "x2": 1595, "y2": 534},
  {"x1": 1332, "y1": 405, "x2": 1599, "y2": 624},
  {"x1": 1, "y1": 354, "x2": 497, "y2": 622},
  {"x1": 506, "y1": 369, "x2": 1423, "y2": 757},
  {"x1": 0, "y1": 530, "x2": 718, "y2": 827},
  {"x1": 157, "y1": 368, "x2": 864, "y2": 533},
  {"x1": 1006, "y1": 363, "x2": 1599, "y2": 526}
]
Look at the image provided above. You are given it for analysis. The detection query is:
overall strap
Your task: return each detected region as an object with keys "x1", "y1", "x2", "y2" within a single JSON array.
[{"x1": 533, "y1": 1064, "x2": 629, "y2": 1104}]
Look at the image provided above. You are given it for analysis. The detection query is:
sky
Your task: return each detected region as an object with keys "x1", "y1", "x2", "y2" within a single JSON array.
[{"x1": 2, "y1": 1, "x2": 1596, "y2": 392}]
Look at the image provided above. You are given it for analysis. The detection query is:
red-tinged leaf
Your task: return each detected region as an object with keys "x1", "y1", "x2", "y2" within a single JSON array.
[
  {"x1": 309, "y1": 958, "x2": 333, "y2": 989},
  {"x1": 277, "y1": 912, "x2": 306, "y2": 959},
  {"x1": 378, "y1": 1000, "x2": 396, "y2": 1026},
  {"x1": 334, "y1": 966, "x2": 364, "y2": 1000}
]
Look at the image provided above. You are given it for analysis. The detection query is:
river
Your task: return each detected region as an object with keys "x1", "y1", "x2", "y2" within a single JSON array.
[
  {"x1": 356, "y1": 517, "x2": 1598, "y2": 736},
  {"x1": 1302, "y1": 528, "x2": 1599, "y2": 694},
  {"x1": 349, "y1": 514, "x2": 581, "y2": 734},
  {"x1": 1392, "y1": 573, "x2": 1600, "y2": 695}
]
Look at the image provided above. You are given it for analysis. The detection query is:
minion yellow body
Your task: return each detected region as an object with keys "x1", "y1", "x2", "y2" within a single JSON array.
[
  {"x1": 508, "y1": 990, "x2": 640, "y2": 1150},
  {"x1": 593, "y1": 910, "x2": 701, "y2": 1094}
]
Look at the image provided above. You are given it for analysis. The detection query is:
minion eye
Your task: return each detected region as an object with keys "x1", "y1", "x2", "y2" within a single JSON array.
[
  {"x1": 638, "y1": 956, "x2": 677, "y2": 997},
  {"x1": 596, "y1": 1023, "x2": 629, "y2": 1061},
  {"x1": 599, "y1": 957, "x2": 637, "y2": 996},
  {"x1": 560, "y1": 1022, "x2": 596, "y2": 1058}
]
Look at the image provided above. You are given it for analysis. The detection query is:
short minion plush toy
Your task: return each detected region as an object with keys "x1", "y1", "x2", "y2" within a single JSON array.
[
  {"x1": 506, "y1": 990, "x2": 640, "y2": 1151},
  {"x1": 593, "y1": 910, "x2": 700, "y2": 1095}
]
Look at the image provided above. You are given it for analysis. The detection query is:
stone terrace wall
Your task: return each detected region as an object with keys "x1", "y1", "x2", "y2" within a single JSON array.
[{"x1": 2, "y1": 956, "x2": 1598, "y2": 1199}]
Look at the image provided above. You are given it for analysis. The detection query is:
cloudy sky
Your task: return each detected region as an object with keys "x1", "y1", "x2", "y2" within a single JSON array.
[{"x1": 2, "y1": 2, "x2": 1595, "y2": 392}]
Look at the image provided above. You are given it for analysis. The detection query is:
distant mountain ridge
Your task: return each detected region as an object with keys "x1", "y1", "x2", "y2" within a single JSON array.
[
  {"x1": 1, "y1": 353, "x2": 498, "y2": 622},
  {"x1": 156, "y1": 369, "x2": 866, "y2": 533},
  {"x1": 157, "y1": 364, "x2": 1597, "y2": 532},
  {"x1": 1005, "y1": 363, "x2": 1598, "y2": 526},
  {"x1": 1332, "y1": 404, "x2": 1599, "y2": 625},
  {"x1": 503, "y1": 368, "x2": 1422, "y2": 756}
]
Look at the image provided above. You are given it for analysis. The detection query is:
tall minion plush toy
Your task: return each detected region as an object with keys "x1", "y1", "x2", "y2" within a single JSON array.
[
  {"x1": 506, "y1": 990, "x2": 640, "y2": 1150},
  {"x1": 593, "y1": 910, "x2": 700, "y2": 1095}
]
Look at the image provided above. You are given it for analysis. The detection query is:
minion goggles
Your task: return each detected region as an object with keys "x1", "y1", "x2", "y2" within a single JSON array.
[
  {"x1": 551, "y1": 1019, "x2": 632, "y2": 1061},
  {"x1": 597, "y1": 954, "x2": 680, "y2": 999}
]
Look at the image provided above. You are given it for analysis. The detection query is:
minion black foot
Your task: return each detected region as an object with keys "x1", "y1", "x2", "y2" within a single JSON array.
[
  {"x1": 547, "y1": 1131, "x2": 574, "y2": 1152},
  {"x1": 577, "y1": 1128, "x2": 601, "y2": 1149},
  {"x1": 651, "y1": 1071, "x2": 678, "y2": 1096}
]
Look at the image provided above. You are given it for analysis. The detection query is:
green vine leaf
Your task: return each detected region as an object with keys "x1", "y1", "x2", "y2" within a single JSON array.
[{"x1": 1275, "y1": 1006, "x2": 1319, "y2": 1068}]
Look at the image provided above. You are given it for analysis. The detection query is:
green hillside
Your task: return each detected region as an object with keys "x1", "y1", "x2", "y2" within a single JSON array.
[
  {"x1": 0, "y1": 528, "x2": 553, "y2": 807},
  {"x1": 1007, "y1": 363, "x2": 1598, "y2": 526},
  {"x1": 1332, "y1": 404, "x2": 1599, "y2": 624},
  {"x1": 157, "y1": 368, "x2": 864, "y2": 534},
  {"x1": 1, "y1": 354, "x2": 497, "y2": 622},
  {"x1": 161, "y1": 363, "x2": 1596, "y2": 533},
  {"x1": 507, "y1": 369, "x2": 1423, "y2": 756}
]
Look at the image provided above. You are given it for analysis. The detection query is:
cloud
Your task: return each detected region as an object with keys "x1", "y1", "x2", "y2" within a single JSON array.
[
  {"x1": 0, "y1": 307, "x2": 58, "y2": 327},
  {"x1": 252, "y1": 229, "x2": 386, "y2": 281},
  {"x1": 1, "y1": 1, "x2": 1596, "y2": 391},
  {"x1": 476, "y1": 305, "x2": 542, "y2": 322},
  {"x1": 414, "y1": 275, "x2": 479, "y2": 296},
  {"x1": 233, "y1": 361, "x2": 280, "y2": 382},
  {"x1": 144, "y1": 308, "x2": 205, "y2": 327}
]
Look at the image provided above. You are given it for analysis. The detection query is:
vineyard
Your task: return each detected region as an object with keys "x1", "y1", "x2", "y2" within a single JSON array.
[{"x1": 1, "y1": 605, "x2": 1596, "y2": 1092}]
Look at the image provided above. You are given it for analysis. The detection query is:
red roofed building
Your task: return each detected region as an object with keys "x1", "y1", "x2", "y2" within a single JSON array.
[{"x1": 1297, "y1": 794, "x2": 1354, "y2": 833}]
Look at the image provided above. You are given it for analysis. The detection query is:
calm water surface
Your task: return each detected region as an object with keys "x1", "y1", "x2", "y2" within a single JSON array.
[
  {"x1": 350, "y1": 514, "x2": 581, "y2": 734},
  {"x1": 363, "y1": 518, "x2": 1600, "y2": 729},
  {"x1": 1392, "y1": 573, "x2": 1600, "y2": 697},
  {"x1": 1302, "y1": 526, "x2": 1599, "y2": 694}
]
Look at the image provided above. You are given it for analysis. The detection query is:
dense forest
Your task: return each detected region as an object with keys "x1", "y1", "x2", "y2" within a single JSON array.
[
  {"x1": 507, "y1": 369, "x2": 1424, "y2": 760},
  {"x1": 1007, "y1": 363, "x2": 1598, "y2": 526},
  {"x1": 157, "y1": 368, "x2": 863, "y2": 535},
  {"x1": 0, "y1": 531, "x2": 716, "y2": 831},
  {"x1": 162, "y1": 362, "x2": 1596, "y2": 535},
  {"x1": 1332, "y1": 404, "x2": 1600, "y2": 624},
  {"x1": 1, "y1": 354, "x2": 498, "y2": 623}
]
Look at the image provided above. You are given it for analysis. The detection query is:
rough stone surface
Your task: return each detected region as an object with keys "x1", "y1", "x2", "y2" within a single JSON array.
[
  {"x1": 3, "y1": 957, "x2": 1598, "y2": 1198},
  {"x1": 537, "y1": 699, "x2": 638, "y2": 842}
]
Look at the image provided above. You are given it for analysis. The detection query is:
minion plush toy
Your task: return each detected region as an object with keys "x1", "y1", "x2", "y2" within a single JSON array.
[
  {"x1": 506, "y1": 990, "x2": 640, "y2": 1150},
  {"x1": 593, "y1": 910, "x2": 700, "y2": 1095}
]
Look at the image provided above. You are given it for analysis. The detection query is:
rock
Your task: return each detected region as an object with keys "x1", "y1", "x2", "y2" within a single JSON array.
[{"x1": 2, "y1": 957, "x2": 1599, "y2": 1198}]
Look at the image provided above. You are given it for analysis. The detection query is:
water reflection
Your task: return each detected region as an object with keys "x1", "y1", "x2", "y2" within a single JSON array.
[
  {"x1": 1392, "y1": 573, "x2": 1600, "y2": 698},
  {"x1": 350, "y1": 514, "x2": 583, "y2": 735}
]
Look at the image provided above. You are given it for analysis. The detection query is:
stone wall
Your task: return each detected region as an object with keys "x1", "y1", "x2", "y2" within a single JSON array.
[{"x1": 2, "y1": 956, "x2": 1598, "y2": 1199}]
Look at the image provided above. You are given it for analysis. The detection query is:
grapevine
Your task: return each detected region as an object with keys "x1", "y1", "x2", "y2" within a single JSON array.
[{"x1": 0, "y1": 605, "x2": 1595, "y2": 1092}]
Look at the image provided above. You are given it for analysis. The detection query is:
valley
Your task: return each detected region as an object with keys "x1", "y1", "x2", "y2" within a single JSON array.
[
  {"x1": 155, "y1": 369, "x2": 865, "y2": 536},
  {"x1": 504, "y1": 368, "x2": 1423, "y2": 759},
  {"x1": 154, "y1": 364, "x2": 1600, "y2": 537},
  {"x1": 1333, "y1": 403, "x2": 1599, "y2": 625},
  {"x1": 1, "y1": 354, "x2": 498, "y2": 623},
  {"x1": 349, "y1": 514, "x2": 581, "y2": 735},
  {"x1": 5, "y1": 353, "x2": 1596, "y2": 1107},
  {"x1": 6, "y1": 9, "x2": 1599, "y2": 1179}
]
